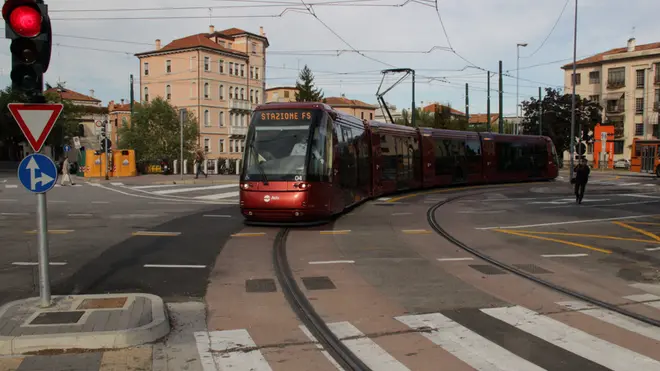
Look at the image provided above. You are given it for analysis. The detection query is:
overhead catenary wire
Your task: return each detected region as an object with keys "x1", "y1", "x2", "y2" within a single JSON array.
[{"x1": 522, "y1": 0, "x2": 571, "y2": 58}]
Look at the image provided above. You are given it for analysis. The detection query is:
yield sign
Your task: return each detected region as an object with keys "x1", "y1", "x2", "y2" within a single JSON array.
[{"x1": 8, "y1": 103, "x2": 64, "y2": 153}]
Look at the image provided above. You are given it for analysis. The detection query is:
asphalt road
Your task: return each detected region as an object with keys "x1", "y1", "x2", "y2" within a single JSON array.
[{"x1": 0, "y1": 178, "x2": 244, "y2": 306}]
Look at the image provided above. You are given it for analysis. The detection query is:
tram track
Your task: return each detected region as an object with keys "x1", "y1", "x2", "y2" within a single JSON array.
[
  {"x1": 427, "y1": 192, "x2": 660, "y2": 328},
  {"x1": 273, "y1": 228, "x2": 372, "y2": 371}
]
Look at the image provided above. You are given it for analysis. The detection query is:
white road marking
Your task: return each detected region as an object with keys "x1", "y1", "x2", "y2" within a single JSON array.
[
  {"x1": 110, "y1": 182, "x2": 124, "y2": 186},
  {"x1": 482, "y1": 305, "x2": 660, "y2": 370},
  {"x1": 328, "y1": 321, "x2": 411, "y2": 370},
  {"x1": 628, "y1": 283, "x2": 660, "y2": 297},
  {"x1": 203, "y1": 214, "x2": 232, "y2": 218},
  {"x1": 72, "y1": 184, "x2": 82, "y2": 187},
  {"x1": 437, "y1": 257, "x2": 474, "y2": 261},
  {"x1": 4, "y1": 185, "x2": 17, "y2": 189},
  {"x1": 476, "y1": 214, "x2": 660, "y2": 230},
  {"x1": 92, "y1": 201, "x2": 110, "y2": 204},
  {"x1": 299, "y1": 325, "x2": 345, "y2": 370},
  {"x1": 541, "y1": 253, "x2": 588, "y2": 258},
  {"x1": 131, "y1": 184, "x2": 185, "y2": 190},
  {"x1": 68, "y1": 213, "x2": 92, "y2": 217},
  {"x1": 88, "y1": 183, "x2": 103, "y2": 187},
  {"x1": 622, "y1": 193, "x2": 660, "y2": 199},
  {"x1": 556, "y1": 301, "x2": 660, "y2": 342},
  {"x1": 481, "y1": 197, "x2": 539, "y2": 202},
  {"x1": 133, "y1": 231, "x2": 181, "y2": 236},
  {"x1": 196, "y1": 329, "x2": 273, "y2": 371},
  {"x1": 619, "y1": 183, "x2": 640, "y2": 186},
  {"x1": 152, "y1": 183, "x2": 237, "y2": 195},
  {"x1": 396, "y1": 312, "x2": 545, "y2": 371},
  {"x1": 458, "y1": 210, "x2": 506, "y2": 214},
  {"x1": 541, "y1": 200, "x2": 660, "y2": 209},
  {"x1": 308, "y1": 260, "x2": 355, "y2": 265},
  {"x1": 47, "y1": 200, "x2": 66, "y2": 203},
  {"x1": 645, "y1": 247, "x2": 660, "y2": 251},
  {"x1": 54, "y1": 184, "x2": 61, "y2": 187},
  {"x1": 89, "y1": 182, "x2": 237, "y2": 205},
  {"x1": 377, "y1": 197, "x2": 392, "y2": 201},
  {"x1": 645, "y1": 184, "x2": 657, "y2": 187},
  {"x1": 143, "y1": 264, "x2": 206, "y2": 269},
  {"x1": 1, "y1": 212, "x2": 29, "y2": 216},
  {"x1": 624, "y1": 294, "x2": 660, "y2": 310},
  {"x1": 13, "y1": 262, "x2": 67, "y2": 266},
  {"x1": 194, "y1": 191, "x2": 240, "y2": 200},
  {"x1": 391, "y1": 212, "x2": 413, "y2": 216}
]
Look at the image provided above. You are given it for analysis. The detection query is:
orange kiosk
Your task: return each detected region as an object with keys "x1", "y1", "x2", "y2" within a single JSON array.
[{"x1": 593, "y1": 123, "x2": 614, "y2": 169}]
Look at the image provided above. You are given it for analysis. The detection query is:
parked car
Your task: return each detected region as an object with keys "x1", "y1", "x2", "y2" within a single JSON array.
[{"x1": 614, "y1": 159, "x2": 630, "y2": 169}]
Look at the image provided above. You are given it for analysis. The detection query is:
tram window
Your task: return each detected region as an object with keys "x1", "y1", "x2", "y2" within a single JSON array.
[
  {"x1": 466, "y1": 139, "x2": 481, "y2": 156},
  {"x1": 307, "y1": 119, "x2": 331, "y2": 182},
  {"x1": 434, "y1": 139, "x2": 452, "y2": 176},
  {"x1": 381, "y1": 134, "x2": 397, "y2": 180}
]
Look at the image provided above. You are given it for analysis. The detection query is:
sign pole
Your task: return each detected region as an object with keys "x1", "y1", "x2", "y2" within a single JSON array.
[
  {"x1": 180, "y1": 109, "x2": 186, "y2": 180},
  {"x1": 104, "y1": 120, "x2": 109, "y2": 180},
  {"x1": 36, "y1": 190, "x2": 51, "y2": 307}
]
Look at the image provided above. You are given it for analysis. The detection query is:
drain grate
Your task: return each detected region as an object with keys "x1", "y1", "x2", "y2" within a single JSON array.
[
  {"x1": 469, "y1": 264, "x2": 507, "y2": 275},
  {"x1": 513, "y1": 264, "x2": 553, "y2": 274},
  {"x1": 30, "y1": 311, "x2": 85, "y2": 325},
  {"x1": 245, "y1": 278, "x2": 277, "y2": 293},
  {"x1": 302, "y1": 276, "x2": 336, "y2": 290}
]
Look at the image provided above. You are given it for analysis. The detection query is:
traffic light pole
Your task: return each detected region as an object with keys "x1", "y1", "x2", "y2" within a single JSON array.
[
  {"x1": 36, "y1": 190, "x2": 51, "y2": 307},
  {"x1": 104, "y1": 120, "x2": 109, "y2": 180}
]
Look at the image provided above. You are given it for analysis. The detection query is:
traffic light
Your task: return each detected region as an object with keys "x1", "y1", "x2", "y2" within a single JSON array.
[
  {"x1": 100, "y1": 120, "x2": 107, "y2": 137},
  {"x1": 3, "y1": 0, "x2": 52, "y2": 100}
]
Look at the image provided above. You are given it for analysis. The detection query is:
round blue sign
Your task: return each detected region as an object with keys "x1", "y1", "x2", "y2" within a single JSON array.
[{"x1": 17, "y1": 153, "x2": 58, "y2": 194}]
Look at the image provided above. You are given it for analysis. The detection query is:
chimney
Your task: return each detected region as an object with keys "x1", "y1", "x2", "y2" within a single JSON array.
[
  {"x1": 259, "y1": 26, "x2": 265, "y2": 36},
  {"x1": 89, "y1": 89, "x2": 94, "y2": 97},
  {"x1": 120, "y1": 99, "x2": 125, "y2": 104},
  {"x1": 155, "y1": 39, "x2": 161, "y2": 50},
  {"x1": 109, "y1": 100, "x2": 114, "y2": 110},
  {"x1": 209, "y1": 25, "x2": 215, "y2": 34},
  {"x1": 627, "y1": 38, "x2": 636, "y2": 52}
]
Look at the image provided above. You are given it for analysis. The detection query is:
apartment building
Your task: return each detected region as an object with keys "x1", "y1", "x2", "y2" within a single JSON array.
[
  {"x1": 324, "y1": 96, "x2": 377, "y2": 120},
  {"x1": 562, "y1": 38, "x2": 660, "y2": 160},
  {"x1": 135, "y1": 25, "x2": 269, "y2": 159},
  {"x1": 265, "y1": 86, "x2": 297, "y2": 103}
]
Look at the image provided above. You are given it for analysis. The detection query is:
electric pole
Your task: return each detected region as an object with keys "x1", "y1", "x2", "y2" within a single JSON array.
[
  {"x1": 539, "y1": 87, "x2": 543, "y2": 136},
  {"x1": 487, "y1": 72, "x2": 491, "y2": 132},
  {"x1": 465, "y1": 83, "x2": 469, "y2": 124},
  {"x1": 129, "y1": 74, "x2": 134, "y2": 120},
  {"x1": 569, "y1": 0, "x2": 578, "y2": 180},
  {"x1": 498, "y1": 61, "x2": 504, "y2": 134}
]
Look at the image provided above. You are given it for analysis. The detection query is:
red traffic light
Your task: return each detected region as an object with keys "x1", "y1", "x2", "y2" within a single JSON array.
[{"x1": 7, "y1": 5, "x2": 42, "y2": 38}]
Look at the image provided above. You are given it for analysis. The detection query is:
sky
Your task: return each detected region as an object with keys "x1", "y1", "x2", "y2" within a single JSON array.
[{"x1": 0, "y1": 0, "x2": 657, "y2": 117}]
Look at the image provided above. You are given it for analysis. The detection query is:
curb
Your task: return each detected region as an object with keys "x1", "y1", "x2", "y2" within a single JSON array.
[{"x1": 0, "y1": 294, "x2": 170, "y2": 355}]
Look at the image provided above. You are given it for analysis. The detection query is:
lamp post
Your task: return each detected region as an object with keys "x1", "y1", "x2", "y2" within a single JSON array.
[{"x1": 516, "y1": 43, "x2": 528, "y2": 134}]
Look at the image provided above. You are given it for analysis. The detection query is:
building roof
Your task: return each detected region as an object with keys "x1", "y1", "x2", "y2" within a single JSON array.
[
  {"x1": 324, "y1": 96, "x2": 377, "y2": 109},
  {"x1": 45, "y1": 87, "x2": 101, "y2": 103},
  {"x1": 108, "y1": 100, "x2": 132, "y2": 112},
  {"x1": 265, "y1": 86, "x2": 297, "y2": 92},
  {"x1": 561, "y1": 40, "x2": 660, "y2": 69},
  {"x1": 469, "y1": 113, "x2": 500, "y2": 125},
  {"x1": 422, "y1": 103, "x2": 465, "y2": 116},
  {"x1": 135, "y1": 27, "x2": 269, "y2": 57}
]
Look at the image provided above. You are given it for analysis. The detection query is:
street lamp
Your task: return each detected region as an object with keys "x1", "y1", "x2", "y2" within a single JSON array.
[{"x1": 516, "y1": 43, "x2": 528, "y2": 134}]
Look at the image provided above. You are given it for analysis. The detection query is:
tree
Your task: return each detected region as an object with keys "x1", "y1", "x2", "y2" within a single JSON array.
[
  {"x1": 118, "y1": 97, "x2": 199, "y2": 163},
  {"x1": 295, "y1": 65, "x2": 324, "y2": 102},
  {"x1": 520, "y1": 87, "x2": 602, "y2": 155},
  {"x1": 0, "y1": 84, "x2": 83, "y2": 161}
]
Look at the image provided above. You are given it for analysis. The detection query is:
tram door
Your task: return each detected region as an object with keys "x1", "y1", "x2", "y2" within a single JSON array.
[{"x1": 641, "y1": 146, "x2": 656, "y2": 173}]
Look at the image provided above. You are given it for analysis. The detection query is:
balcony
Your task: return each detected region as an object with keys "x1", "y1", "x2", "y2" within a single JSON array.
[
  {"x1": 229, "y1": 125, "x2": 247, "y2": 137},
  {"x1": 607, "y1": 81, "x2": 625, "y2": 89},
  {"x1": 229, "y1": 99, "x2": 251, "y2": 112},
  {"x1": 606, "y1": 104, "x2": 624, "y2": 114}
]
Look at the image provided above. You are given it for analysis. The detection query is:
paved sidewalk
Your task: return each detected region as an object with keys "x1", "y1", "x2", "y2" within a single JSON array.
[{"x1": 0, "y1": 294, "x2": 169, "y2": 356}]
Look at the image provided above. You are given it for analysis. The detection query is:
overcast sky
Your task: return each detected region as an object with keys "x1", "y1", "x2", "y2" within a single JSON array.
[{"x1": 0, "y1": 0, "x2": 657, "y2": 116}]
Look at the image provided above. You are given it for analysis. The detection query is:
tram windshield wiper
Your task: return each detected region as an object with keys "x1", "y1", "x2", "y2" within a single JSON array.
[{"x1": 249, "y1": 142, "x2": 269, "y2": 185}]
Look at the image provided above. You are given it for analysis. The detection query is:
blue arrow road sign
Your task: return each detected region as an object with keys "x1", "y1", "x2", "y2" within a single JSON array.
[
  {"x1": 63, "y1": 145, "x2": 71, "y2": 152},
  {"x1": 17, "y1": 154, "x2": 58, "y2": 194}
]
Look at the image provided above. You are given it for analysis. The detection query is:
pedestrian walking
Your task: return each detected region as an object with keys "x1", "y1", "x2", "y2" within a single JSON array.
[
  {"x1": 194, "y1": 149, "x2": 207, "y2": 179},
  {"x1": 60, "y1": 156, "x2": 75, "y2": 186},
  {"x1": 572, "y1": 159, "x2": 590, "y2": 204}
]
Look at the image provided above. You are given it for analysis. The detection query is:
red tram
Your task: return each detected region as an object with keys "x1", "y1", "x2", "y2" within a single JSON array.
[{"x1": 239, "y1": 102, "x2": 559, "y2": 224}]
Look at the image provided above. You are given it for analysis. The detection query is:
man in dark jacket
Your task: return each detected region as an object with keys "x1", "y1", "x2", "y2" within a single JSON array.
[{"x1": 573, "y1": 160, "x2": 590, "y2": 204}]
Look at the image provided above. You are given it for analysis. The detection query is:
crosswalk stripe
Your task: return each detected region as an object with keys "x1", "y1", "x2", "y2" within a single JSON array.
[
  {"x1": 327, "y1": 321, "x2": 411, "y2": 370},
  {"x1": 556, "y1": 301, "x2": 660, "y2": 342},
  {"x1": 623, "y1": 294, "x2": 660, "y2": 310},
  {"x1": 395, "y1": 313, "x2": 545, "y2": 371},
  {"x1": 194, "y1": 191, "x2": 240, "y2": 200},
  {"x1": 131, "y1": 184, "x2": 184, "y2": 189},
  {"x1": 5, "y1": 185, "x2": 17, "y2": 188},
  {"x1": 481, "y1": 305, "x2": 660, "y2": 370},
  {"x1": 299, "y1": 325, "x2": 345, "y2": 370},
  {"x1": 152, "y1": 184, "x2": 237, "y2": 195},
  {"x1": 199, "y1": 329, "x2": 272, "y2": 370}
]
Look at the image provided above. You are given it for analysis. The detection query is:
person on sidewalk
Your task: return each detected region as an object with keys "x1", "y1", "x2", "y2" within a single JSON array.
[
  {"x1": 194, "y1": 149, "x2": 208, "y2": 179},
  {"x1": 60, "y1": 156, "x2": 75, "y2": 186},
  {"x1": 572, "y1": 159, "x2": 590, "y2": 204}
]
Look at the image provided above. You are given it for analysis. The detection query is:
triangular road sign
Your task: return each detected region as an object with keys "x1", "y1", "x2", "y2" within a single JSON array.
[{"x1": 8, "y1": 103, "x2": 64, "y2": 153}]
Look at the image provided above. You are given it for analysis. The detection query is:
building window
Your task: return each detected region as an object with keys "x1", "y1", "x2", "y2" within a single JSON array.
[
  {"x1": 283, "y1": 90, "x2": 289, "y2": 98},
  {"x1": 204, "y1": 110, "x2": 210, "y2": 127},
  {"x1": 255, "y1": 90, "x2": 259, "y2": 104},
  {"x1": 204, "y1": 56, "x2": 210, "y2": 71},
  {"x1": 250, "y1": 89, "x2": 254, "y2": 103},
  {"x1": 204, "y1": 83, "x2": 210, "y2": 99},
  {"x1": 144, "y1": 87, "x2": 149, "y2": 101},
  {"x1": 361, "y1": 112, "x2": 364, "y2": 119},
  {"x1": 166, "y1": 60, "x2": 171, "y2": 73},
  {"x1": 219, "y1": 139, "x2": 225, "y2": 153},
  {"x1": 572, "y1": 73, "x2": 581, "y2": 85},
  {"x1": 229, "y1": 139, "x2": 234, "y2": 153},
  {"x1": 614, "y1": 140, "x2": 624, "y2": 154},
  {"x1": 251, "y1": 42, "x2": 257, "y2": 54},
  {"x1": 229, "y1": 86, "x2": 233, "y2": 99},
  {"x1": 240, "y1": 64, "x2": 245, "y2": 77},
  {"x1": 240, "y1": 88, "x2": 244, "y2": 100},
  {"x1": 219, "y1": 111, "x2": 224, "y2": 127},
  {"x1": 608, "y1": 67, "x2": 625, "y2": 88},
  {"x1": 636, "y1": 123, "x2": 644, "y2": 136},
  {"x1": 235, "y1": 140, "x2": 240, "y2": 153},
  {"x1": 229, "y1": 62, "x2": 233, "y2": 75},
  {"x1": 589, "y1": 71, "x2": 600, "y2": 84},
  {"x1": 204, "y1": 138, "x2": 210, "y2": 153},
  {"x1": 255, "y1": 68, "x2": 259, "y2": 80},
  {"x1": 219, "y1": 60, "x2": 224, "y2": 73},
  {"x1": 250, "y1": 67, "x2": 254, "y2": 79},
  {"x1": 370, "y1": 112, "x2": 373, "y2": 120},
  {"x1": 229, "y1": 113, "x2": 234, "y2": 127},
  {"x1": 656, "y1": 63, "x2": 660, "y2": 83},
  {"x1": 636, "y1": 98, "x2": 644, "y2": 114},
  {"x1": 143, "y1": 62, "x2": 149, "y2": 76},
  {"x1": 219, "y1": 85, "x2": 224, "y2": 100},
  {"x1": 166, "y1": 85, "x2": 171, "y2": 100},
  {"x1": 656, "y1": 89, "x2": 660, "y2": 108},
  {"x1": 589, "y1": 95, "x2": 600, "y2": 102},
  {"x1": 636, "y1": 69, "x2": 646, "y2": 88}
]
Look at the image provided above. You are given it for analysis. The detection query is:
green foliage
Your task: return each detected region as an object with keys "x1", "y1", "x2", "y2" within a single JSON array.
[
  {"x1": 118, "y1": 97, "x2": 199, "y2": 162},
  {"x1": 520, "y1": 87, "x2": 602, "y2": 154},
  {"x1": 395, "y1": 104, "x2": 469, "y2": 130},
  {"x1": 295, "y1": 65, "x2": 324, "y2": 102}
]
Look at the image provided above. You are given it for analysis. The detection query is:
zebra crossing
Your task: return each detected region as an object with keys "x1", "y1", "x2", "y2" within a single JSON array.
[
  {"x1": 122, "y1": 183, "x2": 240, "y2": 202},
  {"x1": 195, "y1": 293, "x2": 660, "y2": 370},
  {"x1": 556, "y1": 175, "x2": 659, "y2": 187}
]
